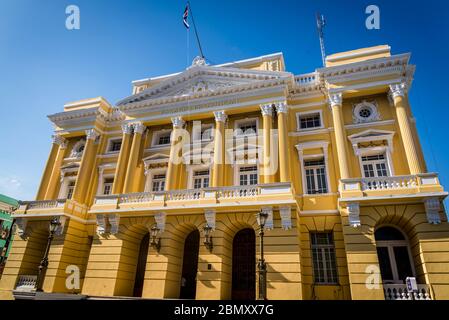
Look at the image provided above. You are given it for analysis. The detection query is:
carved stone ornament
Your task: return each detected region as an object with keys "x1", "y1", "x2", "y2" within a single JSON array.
[
  {"x1": 260, "y1": 104, "x2": 273, "y2": 117},
  {"x1": 347, "y1": 202, "x2": 361, "y2": 227},
  {"x1": 191, "y1": 56, "x2": 206, "y2": 67},
  {"x1": 279, "y1": 206, "x2": 292, "y2": 230},
  {"x1": 275, "y1": 101, "x2": 288, "y2": 114},
  {"x1": 204, "y1": 210, "x2": 216, "y2": 230},
  {"x1": 154, "y1": 212, "x2": 167, "y2": 232},
  {"x1": 389, "y1": 83, "x2": 407, "y2": 99},
  {"x1": 352, "y1": 100, "x2": 381, "y2": 124},
  {"x1": 213, "y1": 111, "x2": 228, "y2": 123},
  {"x1": 424, "y1": 198, "x2": 441, "y2": 225},
  {"x1": 328, "y1": 93, "x2": 343, "y2": 107},
  {"x1": 171, "y1": 117, "x2": 185, "y2": 129}
]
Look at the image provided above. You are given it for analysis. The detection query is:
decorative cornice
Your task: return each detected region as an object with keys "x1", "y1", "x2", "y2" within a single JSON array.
[
  {"x1": 389, "y1": 83, "x2": 407, "y2": 99},
  {"x1": 171, "y1": 117, "x2": 185, "y2": 128},
  {"x1": 328, "y1": 93, "x2": 343, "y2": 107},
  {"x1": 260, "y1": 103, "x2": 273, "y2": 117},
  {"x1": 132, "y1": 122, "x2": 146, "y2": 135},
  {"x1": 213, "y1": 111, "x2": 227, "y2": 123},
  {"x1": 274, "y1": 101, "x2": 288, "y2": 114},
  {"x1": 85, "y1": 129, "x2": 100, "y2": 140}
]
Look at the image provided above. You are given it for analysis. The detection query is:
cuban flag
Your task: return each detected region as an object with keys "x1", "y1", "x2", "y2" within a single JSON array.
[{"x1": 183, "y1": 5, "x2": 190, "y2": 29}]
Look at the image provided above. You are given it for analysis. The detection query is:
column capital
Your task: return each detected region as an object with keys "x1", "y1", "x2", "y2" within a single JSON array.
[
  {"x1": 121, "y1": 123, "x2": 133, "y2": 135},
  {"x1": 132, "y1": 122, "x2": 146, "y2": 134},
  {"x1": 171, "y1": 117, "x2": 185, "y2": 128},
  {"x1": 389, "y1": 83, "x2": 407, "y2": 99},
  {"x1": 328, "y1": 93, "x2": 343, "y2": 107},
  {"x1": 274, "y1": 101, "x2": 288, "y2": 114},
  {"x1": 213, "y1": 111, "x2": 227, "y2": 123},
  {"x1": 260, "y1": 104, "x2": 273, "y2": 117},
  {"x1": 85, "y1": 129, "x2": 100, "y2": 141},
  {"x1": 52, "y1": 134, "x2": 68, "y2": 149}
]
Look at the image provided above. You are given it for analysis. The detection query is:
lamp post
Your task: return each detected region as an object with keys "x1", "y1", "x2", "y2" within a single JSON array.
[
  {"x1": 150, "y1": 224, "x2": 161, "y2": 252},
  {"x1": 203, "y1": 224, "x2": 213, "y2": 252},
  {"x1": 35, "y1": 217, "x2": 61, "y2": 292},
  {"x1": 257, "y1": 210, "x2": 268, "y2": 300}
]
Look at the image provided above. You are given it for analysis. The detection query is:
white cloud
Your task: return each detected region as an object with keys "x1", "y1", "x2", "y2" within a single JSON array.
[{"x1": 0, "y1": 175, "x2": 33, "y2": 200}]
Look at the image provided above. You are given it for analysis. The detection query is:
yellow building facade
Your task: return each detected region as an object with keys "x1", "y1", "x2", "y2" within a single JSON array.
[{"x1": 1, "y1": 45, "x2": 449, "y2": 300}]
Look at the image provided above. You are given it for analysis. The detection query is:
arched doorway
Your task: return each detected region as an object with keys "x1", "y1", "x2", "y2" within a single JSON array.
[
  {"x1": 133, "y1": 233, "x2": 150, "y2": 297},
  {"x1": 232, "y1": 228, "x2": 256, "y2": 300},
  {"x1": 180, "y1": 230, "x2": 200, "y2": 299},
  {"x1": 375, "y1": 226, "x2": 415, "y2": 284}
]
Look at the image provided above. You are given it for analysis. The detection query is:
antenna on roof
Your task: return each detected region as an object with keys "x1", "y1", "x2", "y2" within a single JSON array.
[{"x1": 316, "y1": 12, "x2": 327, "y2": 67}]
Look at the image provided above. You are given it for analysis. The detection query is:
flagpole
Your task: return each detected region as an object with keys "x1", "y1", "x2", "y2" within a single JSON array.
[{"x1": 188, "y1": 1, "x2": 205, "y2": 59}]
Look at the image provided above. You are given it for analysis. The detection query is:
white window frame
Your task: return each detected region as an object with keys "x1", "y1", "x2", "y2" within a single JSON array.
[
  {"x1": 234, "y1": 164, "x2": 259, "y2": 186},
  {"x1": 296, "y1": 110, "x2": 324, "y2": 131},
  {"x1": 375, "y1": 225, "x2": 416, "y2": 284},
  {"x1": 310, "y1": 232, "x2": 339, "y2": 285},
  {"x1": 58, "y1": 176, "x2": 77, "y2": 199},
  {"x1": 295, "y1": 141, "x2": 332, "y2": 195},
  {"x1": 151, "y1": 129, "x2": 172, "y2": 147},
  {"x1": 234, "y1": 117, "x2": 259, "y2": 137},
  {"x1": 106, "y1": 137, "x2": 122, "y2": 154},
  {"x1": 357, "y1": 147, "x2": 394, "y2": 178},
  {"x1": 144, "y1": 168, "x2": 167, "y2": 192},
  {"x1": 192, "y1": 122, "x2": 215, "y2": 143},
  {"x1": 187, "y1": 164, "x2": 212, "y2": 189},
  {"x1": 96, "y1": 174, "x2": 115, "y2": 196},
  {"x1": 303, "y1": 157, "x2": 329, "y2": 195}
]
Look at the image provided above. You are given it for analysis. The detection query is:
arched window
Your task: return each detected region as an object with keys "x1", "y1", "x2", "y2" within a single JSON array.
[
  {"x1": 375, "y1": 226, "x2": 415, "y2": 284},
  {"x1": 70, "y1": 140, "x2": 86, "y2": 158}
]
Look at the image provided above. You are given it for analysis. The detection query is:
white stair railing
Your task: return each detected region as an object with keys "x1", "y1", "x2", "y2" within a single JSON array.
[{"x1": 383, "y1": 284, "x2": 432, "y2": 300}]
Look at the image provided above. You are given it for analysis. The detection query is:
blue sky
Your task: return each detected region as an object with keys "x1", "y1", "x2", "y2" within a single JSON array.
[{"x1": 0, "y1": 0, "x2": 448, "y2": 201}]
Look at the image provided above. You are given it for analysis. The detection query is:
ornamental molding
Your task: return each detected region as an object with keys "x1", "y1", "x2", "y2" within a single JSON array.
[
  {"x1": 347, "y1": 203, "x2": 361, "y2": 227},
  {"x1": 328, "y1": 93, "x2": 342, "y2": 107},
  {"x1": 132, "y1": 122, "x2": 146, "y2": 135},
  {"x1": 85, "y1": 129, "x2": 100, "y2": 140},
  {"x1": 279, "y1": 206, "x2": 292, "y2": 230},
  {"x1": 154, "y1": 212, "x2": 166, "y2": 232},
  {"x1": 204, "y1": 210, "x2": 216, "y2": 230},
  {"x1": 121, "y1": 123, "x2": 133, "y2": 135},
  {"x1": 52, "y1": 135, "x2": 68, "y2": 149},
  {"x1": 424, "y1": 198, "x2": 441, "y2": 225},
  {"x1": 15, "y1": 218, "x2": 28, "y2": 238},
  {"x1": 96, "y1": 214, "x2": 107, "y2": 235},
  {"x1": 70, "y1": 139, "x2": 86, "y2": 158},
  {"x1": 171, "y1": 117, "x2": 185, "y2": 128},
  {"x1": 260, "y1": 104, "x2": 273, "y2": 117},
  {"x1": 117, "y1": 64, "x2": 293, "y2": 110},
  {"x1": 352, "y1": 100, "x2": 381, "y2": 124},
  {"x1": 109, "y1": 214, "x2": 120, "y2": 234},
  {"x1": 274, "y1": 101, "x2": 288, "y2": 114},
  {"x1": 213, "y1": 110, "x2": 228, "y2": 123},
  {"x1": 389, "y1": 82, "x2": 407, "y2": 99}
]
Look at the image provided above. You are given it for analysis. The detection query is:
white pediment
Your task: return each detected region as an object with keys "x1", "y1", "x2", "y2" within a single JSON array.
[
  {"x1": 117, "y1": 65, "x2": 290, "y2": 106},
  {"x1": 348, "y1": 129, "x2": 395, "y2": 142},
  {"x1": 143, "y1": 153, "x2": 170, "y2": 165}
]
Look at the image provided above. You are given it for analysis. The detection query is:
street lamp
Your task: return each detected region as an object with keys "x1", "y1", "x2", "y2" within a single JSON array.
[
  {"x1": 257, "y1": 210, "x2": 269, "y2": 300},
  {"x1": 150, "y1": 224, "x2": 161, "y2": 252},
  {"x1": 35, "y1": 217, "x2": 61, "y2": 292},
  {"x1": 203, "y1": 224, "x2": 213, "y2": 252}
]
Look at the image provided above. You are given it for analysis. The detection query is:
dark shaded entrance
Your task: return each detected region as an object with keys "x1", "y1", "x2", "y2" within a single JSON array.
[
  {"x1": 180, "y1": 230, "x2": 200, "y2": 299},
  {"x1": 232, "y1": 228, "x2": 256, "y2": 300},
  {"x1": 133, "y1": 233, "x2": 149, "y2": 297}
]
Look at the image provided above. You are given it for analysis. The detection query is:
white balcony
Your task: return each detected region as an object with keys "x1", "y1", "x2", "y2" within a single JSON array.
[
  {"x1": 19, "y1": 199, "x2": 66, "y2": 211},
  {"x1": 294, "y1": 72, "x2": 319, "y2": 87},
  {"x1": 92, "y1": 182, "x2": 294, "y2": 211},
  {"x1": 383, "y1": 284, "x2": 432, "y2": 300}
]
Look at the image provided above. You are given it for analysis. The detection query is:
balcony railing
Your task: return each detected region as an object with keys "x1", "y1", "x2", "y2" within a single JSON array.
[
  {"x1": 383, "y1": 284, "x2": 432, "y2": 300},
  {"x1": 340, "y1": 173, "x2": 443, "y2": 200},
  {"x1": 19, "y1": 199, "x2": 66, "y2": 211},
  {"x1": 294, "y1": 72, "x2": 319, "y2": 86},
  {"x1": 361, "y1": 175, "x2": 417, "y2": 191},
  {"x1": 93, "y1": 183, "x2": 292, "y2": 207},
  {"x1": 15, "y1": 275, "x2": 37, "y2": 292}
]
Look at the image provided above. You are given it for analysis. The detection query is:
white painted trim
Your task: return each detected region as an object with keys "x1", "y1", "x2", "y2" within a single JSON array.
[
  {"x1": 58, "y1": 176, "x2": 77, "y2": 199},
  {"x1": 151, "y1": 129, "x2": 172, "y2": 147},
  {"x1": 144, "y1": 168, "x2": 167, "y2": 192},
  {"x1": 234, "y1": 163, "x2": 260, "y2": 187},
  {"x1": 187, "y1": 164, "x2": 212, "y2": 189},
  {"x1": 105, "y1": 137, "x2": 122, "y2": 154},
  {"x1": 296, "y1": 109, "x2": 324, "y2": 132}
]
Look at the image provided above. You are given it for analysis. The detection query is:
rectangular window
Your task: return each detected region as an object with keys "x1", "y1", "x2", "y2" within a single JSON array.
[
  {"x1": 304, "y1": 158, "x2": 328, "y2": 194},
  {"x1": 310, "y1": 232, "x2": 338, "y2": 284},
  {"x1": 66, "y1": 181, "x2": 76, "y2": 199},
  {"x1": 201, "y1": 125, "x2": 213, "y2": 141},
  {"x1": 109, "y1": 139, "x2": 122, "y2": 152},
  {"x1": 152, "y1": 174, "x2": 166, "y2": 192},
  {"x1": 236, "y1": 120, "x2": 257, "y2": 136},
  {"x1": 193, "y1": 170, "x2": 210, "y2": 189},
  {"x1": 361, "y1": 154, "x2": 389, "y2": 178},
  {"x1": 239, "y1": 166, "x2": 258, "y2": 186},
  {"x1": 103, "y1": 178, "x2": 114, "y2": 195},
  {"x1": 157, "y1": 133, "x2": 171, "y2": 145},
  {"x1": 299, "y1": 112, "x2": 321, "y2": 130}
]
